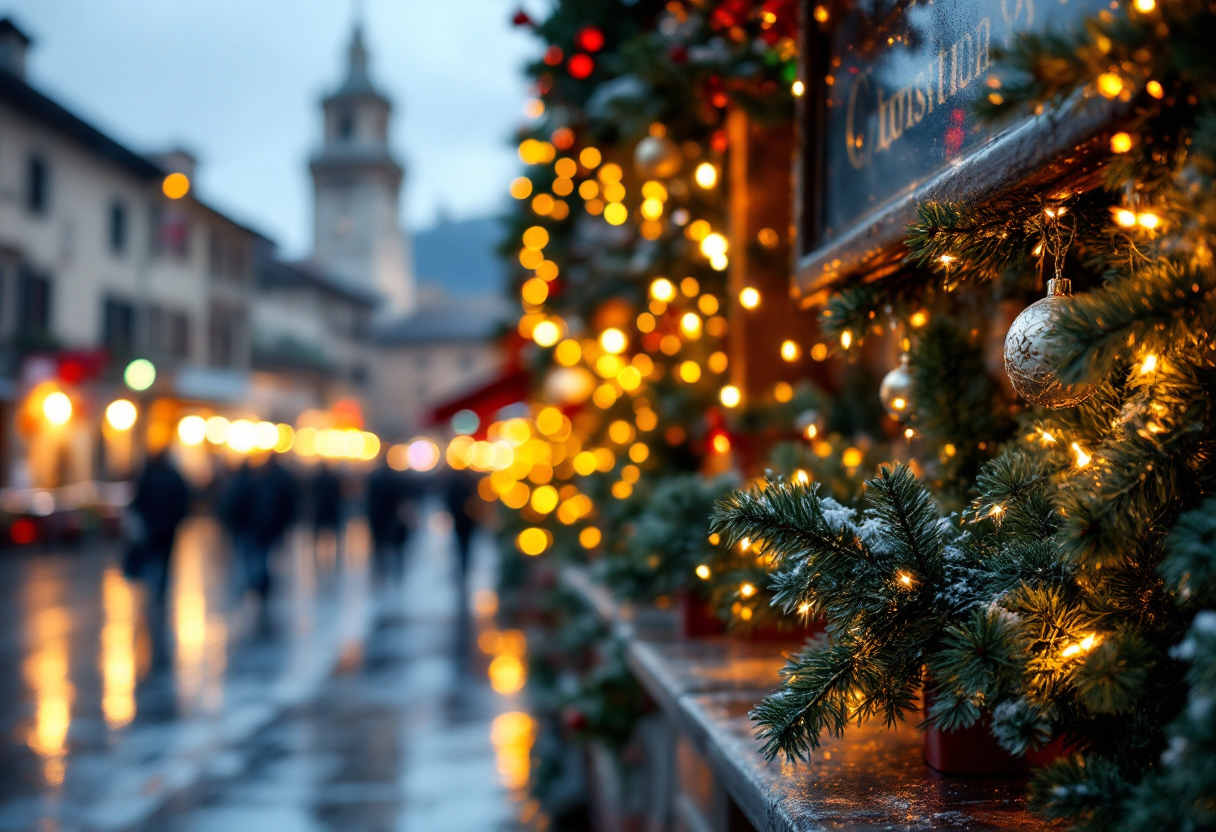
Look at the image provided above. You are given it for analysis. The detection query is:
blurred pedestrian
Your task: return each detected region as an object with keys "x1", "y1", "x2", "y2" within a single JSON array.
[
  {"x1": 366, "y1": 459, "x2": 406, "y2": 581},
  {"x1": 130, "y1": 450, "x2": 191, "y2": 605},
  {"x1": 444, "y1": 470, "x2": 479, "y2": 591},
  {"x1": 223, "y1": 455, "x2": 298, "y2": 599},
  {"x1": 311, "y1": 461, "x2": 344, "y2": 562}
]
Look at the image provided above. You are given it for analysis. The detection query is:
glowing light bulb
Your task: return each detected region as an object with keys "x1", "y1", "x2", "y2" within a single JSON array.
[
  {"x1": 1137, "y1": 212, "x2": 1160, "y2": 230},
  {"x1": 791, "y1": 80, "x2": 805, "y2": 97},
  {"x1": 1097, "y1": 73, "x2": 1124, "y2": 99},
  {"x1": 1146, "y1": 80, "x2": 1164, "y2": 99},
  {"x1": 680, "y1": 312, "x2": 702, "y2": 338},
  {"x1": 162, "y1": 172, "x2": 190, "y2": 200},
  {"x1": 1134, "y1": 0, "x2": 1155, "y2": 11},
  {"x1": 1114, "y1": 208, "x2": 1137, "y2": 228},
  {"x1": 840, "y1": 330, "x2": 853, "y2": 349},
  {"x1": 897, "y1": 572, "x2": 913, "y2": 587},
  {"x1": 739, "y1": 582, "x2": 757, "y2": 598},
  {"x1": 599, "y1": 328, "x2": 627, "y2": 355},
  {"x1": 1071, "y1": 442, "x2": 1092, "y2": 468},
  {"x1": 1110, "y1": 132, "x2": 1133, "y2": 153},
  {"x1": 695, "y1": 565, "x2": 711, "y2": 580},
  {"x1": 1139, "y1": 354, "x2": 1158, "y2": 375},
  {"x1": 700, "y1": 232, "x2": 728, "y2": 259},
  {"x1": 694, "y1": 163, "x2": 718, "y2": 189},
  {"x1": 719, "y1": 385, "x2": 741, "y2": 408},
  {"x1": 739, "y1": 287, "x2": 760, "y2": 309},
  {"x1": 781, "y1": 340, "x2": 800, "y2": 361}
]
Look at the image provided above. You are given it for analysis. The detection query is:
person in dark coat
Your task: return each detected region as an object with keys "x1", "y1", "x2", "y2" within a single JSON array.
[
  {"x1": 224, "y1": 455, "x2": 298, "y2": 599},
  {"x1": 444, "y1": 470, "x2": 479, "y2": 590},
  {"x1": 310, "y1": 462, "x2": 344, "y2": 560},
  {"x1": 366, "y1": 461, "x2": 405, "y2": 580},
  {"x1": 131, "y1": 451, "x2": 191, "y2": 604}
]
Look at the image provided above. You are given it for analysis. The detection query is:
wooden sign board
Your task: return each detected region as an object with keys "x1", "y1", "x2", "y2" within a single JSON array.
[{"x1": 794, "y1": 0, "x2": 1115, "y2": 304}]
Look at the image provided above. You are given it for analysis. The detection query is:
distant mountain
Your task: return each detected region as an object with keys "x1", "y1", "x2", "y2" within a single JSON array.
[{"x1": 411, "y1": 216, "x2": 505, "y2": 298}]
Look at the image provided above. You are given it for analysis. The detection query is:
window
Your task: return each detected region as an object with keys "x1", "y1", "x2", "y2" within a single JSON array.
[
  {"x1": 109, "y1": 201, "x2": 127, "y2": 254},
  {"x1": 16, "y1": 268, "x2": 51, "y2": 333},
  {"x1": 169, "y1": 311, "x2": 191, "y2": 360},
  {"x1": 338, "y1": 112, "x2": 354, "y2": 140},
  {"x1": 209, "y1": 303, "x2": 245, "y2": 368},
  {"x1": 151, "y1": 206, "x2": 190, "y2": 259},
  {"x1": 102, "y1": 296, "x2": 136, "y2": 356},
  {"x1": 26, "y1": 155, "x2": 48, "y2": 215}
]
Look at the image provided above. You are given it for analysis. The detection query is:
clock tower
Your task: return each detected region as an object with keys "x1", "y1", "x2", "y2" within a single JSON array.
[{"x1": 310, "y1": 24, "x2": 415, "y2": 314}]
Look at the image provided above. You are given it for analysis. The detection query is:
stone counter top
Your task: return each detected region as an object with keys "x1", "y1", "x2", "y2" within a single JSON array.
[{"x1": 562, "y1": 568, "x2": 1052, "y2": 832}]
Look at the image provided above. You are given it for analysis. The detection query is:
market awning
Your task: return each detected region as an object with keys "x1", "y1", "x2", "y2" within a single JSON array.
[{"x1": 426, "y1": 368, "x2": 530, "y2": 433}]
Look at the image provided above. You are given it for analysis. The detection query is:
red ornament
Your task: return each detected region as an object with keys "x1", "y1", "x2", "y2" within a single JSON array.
[
  {"x1": 543, "y1": 45, "x2": 564, "y2": 66},
  {"x1": 575, "y1": 26, "x2": 605, "y2": 53},
  {"x1": 568, "y1": 53, "x2": 594, "y2": 79},
  {"x1": 562, "y1": 706, "x2": 588, "y2": 732},
  {"x1": 710, "y1": 130, "x2": 729, "y2": 154},
  {"x1": 511, "y1": 8, "x2": 533, "y2": 27}
]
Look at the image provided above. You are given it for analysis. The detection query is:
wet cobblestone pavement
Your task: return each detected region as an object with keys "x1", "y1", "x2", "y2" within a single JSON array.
[{"x1": 0, "y1": 508, "x2": 531, "y2": 832}]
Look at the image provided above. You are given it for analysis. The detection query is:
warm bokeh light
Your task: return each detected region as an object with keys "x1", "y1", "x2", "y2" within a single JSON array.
[
  {"x1": 579, "y1": 147, "x2": 602, "y2": 168},
  {"x1": 694, "y1": 162, "x2": 718, "y2": 188},
  {"x1": 781, "y1": 340, "x2": 800, "y2": 362},
  {"x1": 532, "y1": 320, "x2": 561, "y2": 347},
  {"x1": 162, "y1": 172, "x2": 190, "y2": 199},
  {"x1": 517, "y1": 527, "x2": 550, "y2": 556},
  {"x1": 599, "y1": 327, "x2": 627, "y2": 355},
  {"x1": 177, "y1": 415, "x2": 207, "y2": 446},
  {"x1": 678, "y1": 361, "x2": 702, "y2": 383},
  {"x1": 739, "y1": 287, "x2": 760, "y2": 309},
  {"x1": 510, "y1": 177, "x2": 533, "y2": 199},
  {"x1": 204, "y1": 415, "x2": 230, "y2": 445},
  {"x1": 719, "y1": 385, "x2": 741, "y2": 408},
  {"x1": 42, "y1": 392, "x2": 72, "y2": 426},
  {"x1": 105, "y1": 399, "x2": 137, "y2": 431}
]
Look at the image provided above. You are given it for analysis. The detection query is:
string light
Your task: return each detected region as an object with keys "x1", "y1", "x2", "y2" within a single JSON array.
[
  {"x1": 1139, "y1": 354, "x2": 1158, "y2": 375},
  {"x1": 1061, "y1": 633, "x2": 1100, "y2": 658},
  {"x1": 599, "y1": 328, "x2": 627, "y2": 354},
  {"x1": 840, "y1": 330, "x2": 853, "y2": 349},
  {"x1": 791, "y1": 80, "x2": 805, "y2": 97},
  {"x1": 781, "y1": 340, "x2": 800, "y2": 361},
  {"x1": 739, "y1": 582, "x2": 757, "y2": 598},
  {"x1": 739, "y1": 287, "x2": 760, "y2": 309},
  {"x1": 1110, "y1": 132, "x2": 1133, "y2": 153},
  {"x1": 897, "y1": 572, "x2": 913, "y2": 587},
  {"x1": 719, "y1": 385, "x2": 741, "y2": 408},
  {"x1": 694, "y1": 163, "x2": 718, "y2": 188},
  {"x1": 1146, "y1": 80, "x2": 1164, "y2": 99},
  {"x1": 1097, "y1": 73, "x2": 1124, "y2": 99},
  {"x1": 1114, "y1": 208, "x2": 1138, "y2": 228},
  {"x1": 1071, "y1": 442, "x2": 1092, "y2": 468},
  {"x1": 1133, "y1": 0, "x2": 1155, "y2": 11},
  {"x1": 696, "y1": 565, "x2": 711, "y2": 580},
  {"x1": 1137, "y1": 211, "x2": 1160, "y2": 230}
]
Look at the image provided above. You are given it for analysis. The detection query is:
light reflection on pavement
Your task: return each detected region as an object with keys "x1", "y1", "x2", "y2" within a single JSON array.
[{"x1": 0, "y1": 505, "x2": 530, "y2": 832}]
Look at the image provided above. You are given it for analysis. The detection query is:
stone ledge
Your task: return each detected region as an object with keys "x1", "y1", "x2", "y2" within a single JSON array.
[{"x1": 562, "y1": 568, "x2": 1051, "y2": 832}]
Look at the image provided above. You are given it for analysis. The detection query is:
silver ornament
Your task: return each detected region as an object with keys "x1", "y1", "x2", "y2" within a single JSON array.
[
  {"x1": 879, "y1": 354, "x2": 914, "y2": 421},
  {"x1": 1003, "y1": 278, "x2": 1097, "y2": 408},
  {"x1": 633, "y1": 135, "x2": 682, "y2": 179}
]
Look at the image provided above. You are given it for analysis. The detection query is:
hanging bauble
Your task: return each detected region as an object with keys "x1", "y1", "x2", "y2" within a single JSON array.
[
  {"x1": 1003, "y1": 278, "x2": 1098, "y2": 408},
  {"x1": 879, "y1": 354, "x2": 914, "y2": 421},
  {"x1": 633, "y1": 135, "x2": 683, "y2": 179}
]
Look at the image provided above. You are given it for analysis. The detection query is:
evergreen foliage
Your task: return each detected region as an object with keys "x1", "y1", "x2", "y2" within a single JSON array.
[{"x1": 711, "y1": 3, "x2": 1216, "y2": 827}]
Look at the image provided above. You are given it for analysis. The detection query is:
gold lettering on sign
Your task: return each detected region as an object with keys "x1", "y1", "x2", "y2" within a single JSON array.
[
  {"x1": 842, "y1": 17, "x2": 994, "y2": 169},
  {"x1": 845, "y1": 71, "x2": 872, "y2": 169}
]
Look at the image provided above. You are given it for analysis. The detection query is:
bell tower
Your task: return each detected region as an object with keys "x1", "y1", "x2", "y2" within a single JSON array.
[{"x1": 310, "y1": 24, "x2": 415, "y2": 315}]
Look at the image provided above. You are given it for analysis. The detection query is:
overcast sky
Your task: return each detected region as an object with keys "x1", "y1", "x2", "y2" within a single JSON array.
[{"x1": 5, "y1": 0, "x2": 540, "y2": 256}]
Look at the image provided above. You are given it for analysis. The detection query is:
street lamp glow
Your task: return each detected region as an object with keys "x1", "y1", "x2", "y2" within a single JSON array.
[
  {"x1": 123, "y1": 359, "x2": 156, "y2": 391},
  {"x1": 105, "y1": 399, "x2": 137, "y2": 431},
  {"x1": 177, "y1": 415, "x2": 207, "y2": 446},
  {"x1": 43, "y1": 392, "x2": 72, "y2": 425}
]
